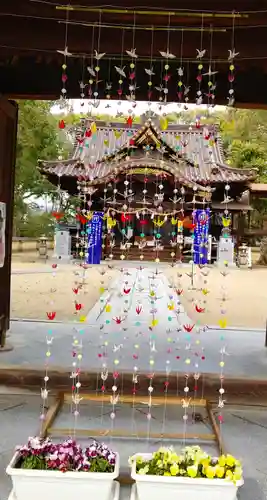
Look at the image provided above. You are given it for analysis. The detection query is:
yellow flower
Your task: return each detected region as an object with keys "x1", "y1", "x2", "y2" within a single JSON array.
[
  {"x1": 187, "y1": 465, "x2": 198, "y2": 478},
  {"x1": 164, "y1": 472, "x2": 171, "y2": 476},
  {"x1": 233, "y1": 467, "x2": 242, "y2": 481},
  {"x1": 226, "y1": 470, "x2": 233, "y2": 481},
  {"x1": 205, "y1": 466, "x2": 216, "y2": 479},
  {"x1": 156, "y1": 460, "x2": 163, "y2": 468},
  {"x1": 226, "y1": 455, "x2": 235, "y2": 467},
  {"x1": 215, "y1": 466, "x2": 225, "y2": 478},
  {"x1": 170, "y1": 464, "x2": 179, "y2": 476},
  {"x1": 138, "y1": 468, "x2": 146, "y2": 475},
  {"x1": 218, "y1": 456, "x2": 226, "y2": 467},
  {"x1": 170, "y1": 453, "x2": 179, "y2": 463},
  {"x1": 201, "y1": 458, "x2": 210, "y2": 468}
]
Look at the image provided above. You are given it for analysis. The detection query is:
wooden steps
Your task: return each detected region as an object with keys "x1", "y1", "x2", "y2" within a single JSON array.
[{"x1": 105, "y1": 245, "x2": 181, "y2": 262}]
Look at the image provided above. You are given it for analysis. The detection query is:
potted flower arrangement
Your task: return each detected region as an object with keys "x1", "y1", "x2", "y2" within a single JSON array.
[
  {"x1": 130, "y1": 445, "x2": 243, "y2": 500},
  {"x1": 6, "y1": 437, "x2": 119, "y2": 500}
]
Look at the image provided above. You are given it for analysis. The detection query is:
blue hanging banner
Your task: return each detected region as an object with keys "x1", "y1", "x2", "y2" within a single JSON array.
[
  {"x1": 86, "y1": 212, "x2": 104, "y2": 264},
  {"x1": 193, "y1": 208, "x2": 210, "y2": 265}
]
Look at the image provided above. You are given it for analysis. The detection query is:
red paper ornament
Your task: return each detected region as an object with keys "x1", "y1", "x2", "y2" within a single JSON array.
[
  {"x1": 123, "y1": 287, "x2": 131, "y2": 295},
  {"x1": 121, "y1": 214, "x2": 131, "y2": 222},
  {"x1": 195, "y1": 305, "x2": 205, "y2": 313},
  {"x1": 113, "y1": 316, "x2": 123, "y2": 324},
  {"x1": 127, "y1": 116, "x2": 133, "y2": 127},
  {"x1": 183, "y1": 324, "x2": 195, "y2": 333},
  {"x1": 129, "y1": 138, "x2": 135, "y2": 146},
  {"x1": 85, "y1": 129, "x2": 92, "y2": 138},
  {"x1": 52, "y1": 264, "x2": 57, "y2": 269},
  {"x1": 58, "y1": 120, "x2": 65, "y2": 129},
  {"x1": 47, "y1": 312, "x2": 56, "y2": 321},
  {"x1": 136, "y1": 305, "x2": 142, "y2": 315},
  {"x1": 76, "y1": 214, "x2": 87, "y2": 225},
  {"x1": 73, "y1": 288, "x2": 79, "y2": 294},
  {"x1": 52, "y1": 211, "x2": 64, "y2": 220},
  {"x1": 75, "y1": 303, "x2": 83, "y2": 311}
]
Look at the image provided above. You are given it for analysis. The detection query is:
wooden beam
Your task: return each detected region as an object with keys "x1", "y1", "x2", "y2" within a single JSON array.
[
  {"x1": 63, "y1": 393, "x2": 207, "y2": 407},
  {"x1": 206, "y1": 401, "x2": 225, "y2": 455},
  {"x1": 48, "y1": 427, "x2": 216, "y2": 441}
]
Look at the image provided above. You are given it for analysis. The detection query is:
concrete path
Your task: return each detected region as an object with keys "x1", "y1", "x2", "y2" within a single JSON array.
[
  {"x1": 2, "y1": 266, "x2": 267, "y2": 379},
  {"x1": 0, "y1": 393, "x2": 267, "y2": 500}
]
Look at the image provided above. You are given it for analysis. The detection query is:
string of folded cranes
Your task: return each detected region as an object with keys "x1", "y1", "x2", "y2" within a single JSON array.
[
  {"x1": 41, "y1": 263, "x2": 229, "y2": 431},
  {"x1": 59, "y1": 47, "x2": 238, "y2": 107}
]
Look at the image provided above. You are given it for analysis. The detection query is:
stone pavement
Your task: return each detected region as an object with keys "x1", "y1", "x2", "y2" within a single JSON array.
[
  {"x1": 2, "y1": 265, "x2": 267, "y2": 499},
  {"x1": 0, "y1": 392, "x2": 267, "y2": 500},
  {"x1": 2, "y1": 264, "x2": 267, "y2": 378}
]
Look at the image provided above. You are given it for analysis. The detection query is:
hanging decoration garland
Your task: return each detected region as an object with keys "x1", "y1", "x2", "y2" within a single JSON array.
[
  {"x1": 203, "y1": 27, "x2": 218, "y2": 108},
  {"x1": 115, "y1": 29, "x2": 126, "y2": 102},
  {"x1": 93, "y1": 11, "x2": 106, "y2": 104},
  {"x1": 70, "y1": 327, "x2": 84, "y2": 435},
  {"x1": 79, "y1": 57, "x2": 86, "y2": 110},
  {"x1": 159, "y1": 13, "x2": 175, "y2": 104},
  {"x1": 228, "y1": 13, "x2": 239, "y2": 107},
  {"x1": 87, "y1": 26, "x2": 96, "y2": 101},
  {"x1": 105, "y1": 59, "x2": 113, "y2": 101},
  {"x1": 40, "y1": 263, "x2": 58, "y2": 429},
  {"x1": 182, "y1": 374, "x2": 190, "y2": 446},
  {"x1": 196, "y1": 14, "x2": 206, "y2": 106},
  {"x1": 218, "y1": 343, "x2": 228, "y2": 438},
  {"x1": 145, "y1": 27, "x2": 155, "y2": 106},
  {"x1": 126, "y1": 12, "x2": 138, "y2": 103},
  {"x1": 177, "y1": 29, "x2": 184, "y2": 106},
  {"x1": 57, "y1": 7, "x2": 72, "y2": 105}
]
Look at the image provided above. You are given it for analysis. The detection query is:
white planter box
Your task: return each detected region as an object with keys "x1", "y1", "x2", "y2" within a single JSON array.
[
  {"x1": 6, "y1": 452, "x2": 119, "y2": 500},
  {"x1": 131, "y1": 453, "x2": 243, "y2": 500}
]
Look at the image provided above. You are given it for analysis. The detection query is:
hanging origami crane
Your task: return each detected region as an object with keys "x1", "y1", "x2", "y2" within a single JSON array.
[
  {"x1": 153, "y1": 217, "x2": 166, "y2": 228},
  {"x1": 218, "y1": 318, "x2": 227, "y2": 329},
  {"x1": 195, "y1": 305, "x2": 205, "y2": 313},
  {"x1": 184, "y1": 324, "x2": 195, "y2": 333},
  {"x1": 222, "y1": 216, "x2": 231, "y2": 228}
]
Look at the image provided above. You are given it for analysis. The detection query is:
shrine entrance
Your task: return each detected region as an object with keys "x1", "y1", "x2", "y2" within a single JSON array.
[{"x1": 0, "y1": 98, "x2": 18, "y2": 348}]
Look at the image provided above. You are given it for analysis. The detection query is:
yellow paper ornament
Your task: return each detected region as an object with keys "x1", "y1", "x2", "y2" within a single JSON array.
[
  {"x1": 160, "y1": 117, "x2": 168, "y2": 130},
  {"x1": 91, "y1": 122, "x2": 97, "y2": 134},
  {"x1": 218, "y1": 318, "x2": 227, "y2": 329}
]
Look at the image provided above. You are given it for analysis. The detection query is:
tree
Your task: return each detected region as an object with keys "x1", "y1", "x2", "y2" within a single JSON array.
[{"x1": 14, "y1": 100, "x2": 70, "y2": 235}]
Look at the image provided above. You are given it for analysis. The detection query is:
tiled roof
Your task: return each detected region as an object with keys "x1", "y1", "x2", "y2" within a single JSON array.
[{"x1": 39, "y1": 118, "x2": 257, "y2": 186}]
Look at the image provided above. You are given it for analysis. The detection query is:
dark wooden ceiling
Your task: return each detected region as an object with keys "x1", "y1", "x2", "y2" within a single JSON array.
[{"x1": 1, "y1": 0, "x2": 267, "y2": 106}]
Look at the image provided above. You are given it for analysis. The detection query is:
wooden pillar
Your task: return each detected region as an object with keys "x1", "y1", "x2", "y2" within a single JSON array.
[{"x1": 0, "y1": 98, "x2": 18, "y2": 348}]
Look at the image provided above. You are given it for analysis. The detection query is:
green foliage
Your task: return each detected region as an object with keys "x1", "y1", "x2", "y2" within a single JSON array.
[
  {"x1": 14, "y1": 100, "x2": 70, "y2": 235},
  {"x1": 89, "y1": 457, "x2": 115, "y2": 473},
  {"x1": 16, "y1": 211, "x2": 55, "y2": 238},
  {"x1": 21, "y1": 455, "x2": 47, "y2": 470},
  {"x1": 133, "y1": 446, "x2": 242, "y2": 482}
]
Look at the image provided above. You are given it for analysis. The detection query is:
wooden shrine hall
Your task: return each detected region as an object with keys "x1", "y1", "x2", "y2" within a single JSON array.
[
  {"x1": 1, "y1": 0, "x2": 267, "y2": 341},
  {"x1": 39, "y1": 115, "x2": 256, "y2": 261}
]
